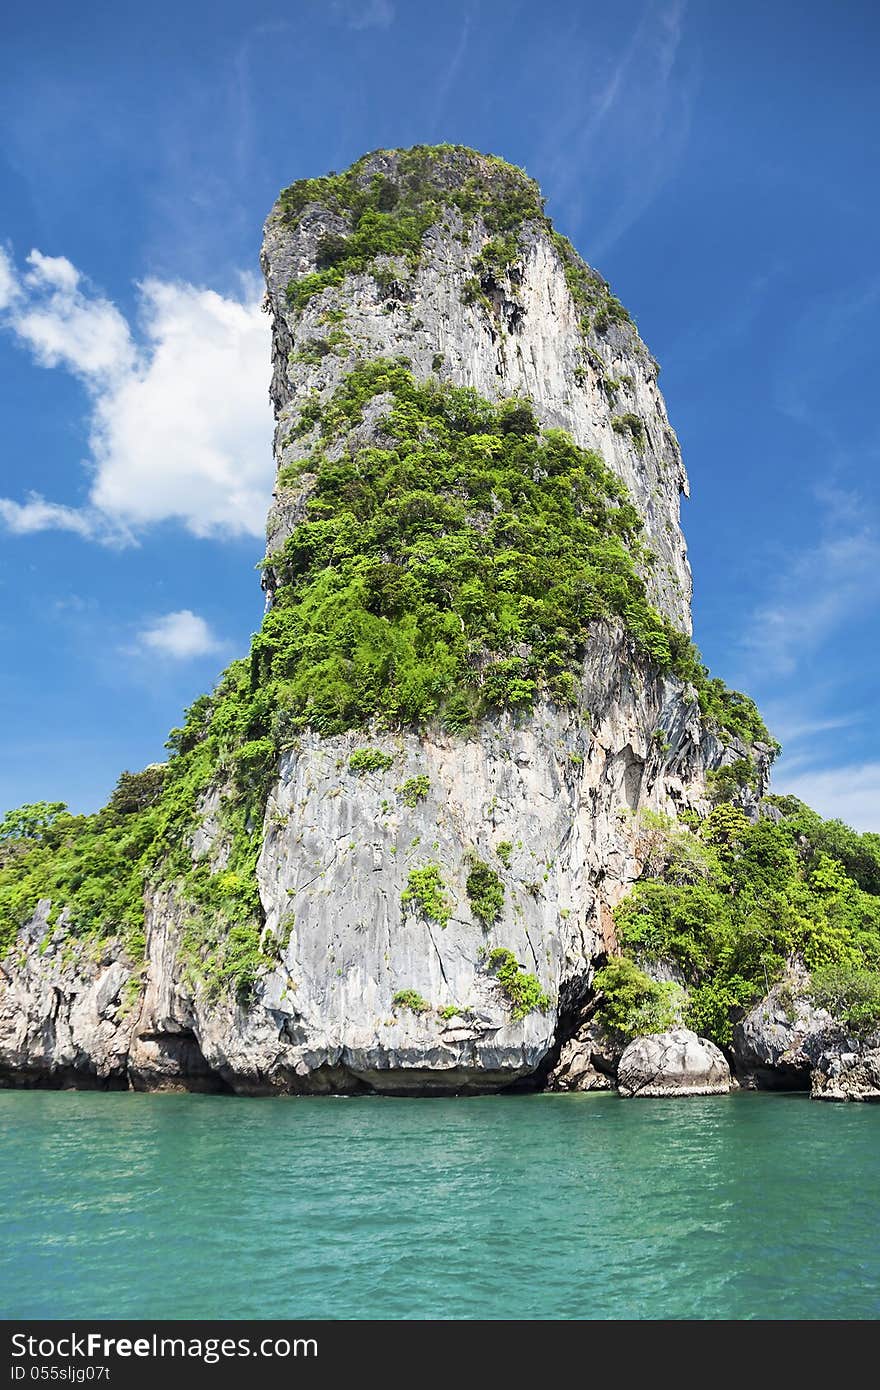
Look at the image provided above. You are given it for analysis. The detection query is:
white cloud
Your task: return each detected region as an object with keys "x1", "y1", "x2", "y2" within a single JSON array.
[
  {"x1": 0, "y1": 248, "x2": 272, "y2": 542},
  {"x1": 15, "y1": 249, "x2": 135, "y2": 381},
  {"x1": 0, "y1": 247, "x2": 19, "y2": 310},
  {"x1": 0, "y1": 492, "x2": 98, "y2": 538},
  {"x1": 775, "y1": 762, "x2": 880, "y2": 834},
  {"x1": 136, "y1": 610, "x2": 224, "y2": 660}
]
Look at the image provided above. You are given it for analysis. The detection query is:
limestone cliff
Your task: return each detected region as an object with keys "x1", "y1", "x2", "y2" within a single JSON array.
[
  {"x1": 0, "y1": 146, "x2": 772, "y2": 1094},
  {"x1": 261, "y1": 146, "x2": 691, "y2": 630}
]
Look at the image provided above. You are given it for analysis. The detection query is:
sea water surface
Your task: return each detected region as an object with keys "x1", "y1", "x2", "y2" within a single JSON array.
[{"x1": 1, "y1": 1090, "x2": 878, "y2": 1320}]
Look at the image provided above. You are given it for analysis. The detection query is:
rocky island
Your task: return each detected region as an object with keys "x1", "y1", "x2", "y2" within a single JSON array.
[{"x1": 2, "y1": 145, "x2": 878, "y2": 1099}]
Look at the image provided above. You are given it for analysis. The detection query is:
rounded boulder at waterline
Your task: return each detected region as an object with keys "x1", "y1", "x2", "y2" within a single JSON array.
[{"x1": 617, "y1": 1028, "x2": 731, "y2": 1097}]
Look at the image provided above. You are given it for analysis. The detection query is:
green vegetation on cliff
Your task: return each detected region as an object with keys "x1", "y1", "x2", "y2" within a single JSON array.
[
  {"x1": 280, "y1": 145, "x2": 547, "y2": 313},
  {"x1": 0, "y1": 358, "x2": 773, "y2": 980},
  {"x1": 278, "y1": 143, "x2": 631, "y2": 337},
  {"x1": 266, "y1": 359, "x2": 771, "y2": 744},
  {"x1": 485, "y1": 946, "x2": 552, "y2": 1020},
  {"x1": 601, "y1": 802, "x2": 880, "y2": 1045},
  {"x1": 0, "y1": 661, "x2": 276, "y2": 997}
]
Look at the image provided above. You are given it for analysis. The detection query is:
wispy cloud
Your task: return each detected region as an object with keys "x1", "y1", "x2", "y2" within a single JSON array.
[
  {"x1": 429, "y1": 6, "x2": 474, "y2": 128},
  {"x1": 331, "y1": 0, "x2": 395, "y2": 30},
  {"x1": 737, "y1": 273, "x2": 880, "y2": 825},
  {"x1": 0, "y1": 246, "x2": 272, "y2": 543},
  {"x1": 533, "y1": 0, "x2": 698, "y2": 258},
  {"x1": 742, "y1": 514, "x2": 880, "y2": 679},
  {"x1": 776, "y1": 277, "x2": 880, "y2": 440},
  {"x1": 132, "y1": 610, "x2": 225, "y2": 661},
  {"x1": 774, "y1": 761, "x2": 880, "y2": 834},
  {"x1": 0, "y1": 494, "x2": 97, "y2": 539}
]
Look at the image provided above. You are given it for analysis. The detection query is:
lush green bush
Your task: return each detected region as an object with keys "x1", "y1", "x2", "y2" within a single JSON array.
[
  {"x1": 349, "y1": 748, "x2": 394, "y2": 774},
  {"x1": 0, "y1": 801, "x2": 68, "y2": 846},
  {"x1": 486, "y1": 947, "x2": 552, "y2": 1020},
  {"x1": 612, "y1": 803, "x2": 880, "y2": 1046},
  {"x1": 611, "y1": 413, "x2": 646, "y2": 450},
  {"x1": 496, "y1": 840, "x2": 513, "y2": 869},
  {"x1": 705, "y1": 758, "x2": 758, "y2": 803},
  {"x1": 594, "y1": 956, "x2": 683, "y2": 1041},
  {"x1": 764, "y1": 796, "x2": 880, "y2": 895},
  {"x1": 393, "y1": 989, "x2": 431, "y2": 1014},
  {"x1": 401, "y1": 865, "x2": 452, "y2": 927},
  {"x1": 398, "y1": 775, "x2": 430, "y2": 807},
  {"x1": 465, "y1": 857, "x2": 505, "y2": 927},
  {"x1": 108, "y1": 767, "x2": 168, "y2": 816},
  {"x1": 809, "y1": 962, "x2": 880, "y2": 1037}
]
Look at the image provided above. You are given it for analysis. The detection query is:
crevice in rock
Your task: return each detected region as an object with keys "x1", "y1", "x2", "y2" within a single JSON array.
[{"x1": 528, "y1": 969, "x2": 597, "y2": 1091}]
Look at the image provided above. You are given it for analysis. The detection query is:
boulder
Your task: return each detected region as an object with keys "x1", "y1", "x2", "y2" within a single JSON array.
[{"x1": 617, "y1": 1027, "x2": 730, "y2": 1097}]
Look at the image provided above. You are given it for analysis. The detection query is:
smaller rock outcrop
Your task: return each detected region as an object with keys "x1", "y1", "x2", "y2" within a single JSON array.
[
  {"x1": 811, "y1": 1046, "x2": 880, "y2": 1102},
  {"x1": 0, "y1": 900, "x2": 134, "y2": 1088},
  {"x1": 546, "y1": 1020, "x2": 618, "y2": 1092},
  {"x1": 732, "y1": 973, "x2": 832, "y2": 1090},
  {"x1": 617, "y1": 1027, "x2": 730, "y2": 1097}
]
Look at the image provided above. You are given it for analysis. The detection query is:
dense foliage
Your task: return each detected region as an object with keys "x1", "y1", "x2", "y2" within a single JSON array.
[
  {"x1": 349, "y1": 748, "x2": 394, "y2": 774},
  {"x1": 0, "y1": 661, "x2": 277, "y2": 996},
  {"x1": 392, "y1": 989, "x2": 430, "y2": 1014},
  {"x1": 0, "y1": 354, "x2": 775, "y2": 988},
  {"x1": 465, "y1": 858, "x2": 505, "y2": 928},
  {"x1": 603, "y1": 802, "x2": 880, "y2": 1045},
  {"x1": 593, "y1": 956, "x2": 683, "y2": 1041},
  {"x1": 401, "y1": 865, "x2": 452, "y2": 928},
  {"x1": 808, "y1": 962, "x2": 880, "y2": 1037},
  {"x1": 263, "y1": 360, "x2": 772, "y2": 744}
]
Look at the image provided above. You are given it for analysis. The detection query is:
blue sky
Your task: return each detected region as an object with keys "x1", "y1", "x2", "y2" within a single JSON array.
[{"x1": 1, "y1": 0, "x2": 878, "y2": 827}]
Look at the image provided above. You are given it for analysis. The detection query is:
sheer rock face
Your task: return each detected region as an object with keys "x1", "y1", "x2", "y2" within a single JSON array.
[
  {"x1": 0, "y1": 150, "x2": 747, "y2": 1094},
  {"x1": 261, "y1": 149, "x2": 692, "y2": 631},
  {"x1": 0, "y1": 901, "x2": 134, "y2": 1088}
]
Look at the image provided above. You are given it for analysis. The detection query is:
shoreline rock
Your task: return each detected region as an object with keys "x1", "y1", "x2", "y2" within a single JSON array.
[{"x1": 617, "y1": 1028, "x2": 730, "y2": 1098}]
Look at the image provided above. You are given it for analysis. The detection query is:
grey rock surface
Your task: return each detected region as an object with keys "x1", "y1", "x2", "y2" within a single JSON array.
[
  {"x1": 0, "y1": 901, "x2": 134, "y2": 1087},
  {"x1": 546, "y1": 1018, "x2": 619, "y2": 1092},
  {"x1": 812, "y1": 1046, "x2": 880, "y2": 1102},
  {"x1": 732, "y1": 969, "x2": 833, "y2": 1090},
  {"x1": 617, "y1": 1027, "x2": 730, "y2": 1097}
]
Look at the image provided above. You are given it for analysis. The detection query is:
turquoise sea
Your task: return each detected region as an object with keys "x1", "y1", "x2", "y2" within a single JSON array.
[{"x1": 1, "y1": 1090, "x2": 878, "y2": 1320}]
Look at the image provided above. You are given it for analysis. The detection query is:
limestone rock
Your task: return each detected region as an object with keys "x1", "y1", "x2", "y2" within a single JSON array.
[
  {"x1": 0, "y1": 901, "x2": 134, "y2": 1088},
  {"x1": 546, "y1": 1019, "x2": 619, "y2": 1092},
  {"x1": 732, "y1": 970, "x2": 833, "y2": 1089},
  {"x1": 812, "y1": 1046, "x2": 880, "y2": 1102},
  {"x1": 617, "y1": 1027, "x2": 730, "y2": 1097},
  {"x1": 0, "y1": 148, "x2": 763, "y2": 1094},
  {"x1": 261, "y1": 148, "x2": 692, "y2": 631}
]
